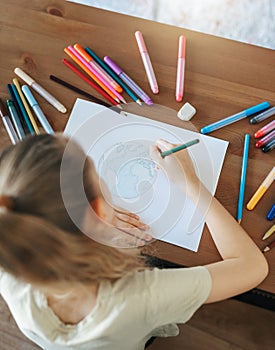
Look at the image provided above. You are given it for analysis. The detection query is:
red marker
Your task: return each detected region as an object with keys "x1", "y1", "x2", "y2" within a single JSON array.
[
  {"x1": 254, "y1": 120, "x2": 275, "y2": 138},
  {"x1": 255, "y1": 129, "x2": 275, "y2": 148},
  {"x1": 62, "y1": 58, "x2": 120, "y2": 107}
]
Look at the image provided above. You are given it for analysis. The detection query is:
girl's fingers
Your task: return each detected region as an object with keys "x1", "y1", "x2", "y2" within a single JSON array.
[
  {"x1": 114, "y1": 207, "x2": 140, "y2": 220},
  {"x1": 114, "y1": 212, "x2": 150, "y2": 230},
  {"x1": 116, "y1": 225, "x2": 153, "y2": 243}
]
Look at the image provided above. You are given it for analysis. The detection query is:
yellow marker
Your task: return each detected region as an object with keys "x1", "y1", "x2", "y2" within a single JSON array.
[
  {"x1": 262, "y1": 224, "x2": 275, "y2": 240},
  {"x1": 13, "y1": 78, "x2": 40, "y2": 134},
  {"x1": 246, "y1": 166, "x2": 275, "y2": 210}
]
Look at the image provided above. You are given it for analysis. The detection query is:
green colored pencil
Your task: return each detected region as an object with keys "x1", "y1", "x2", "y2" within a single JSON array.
[{"x1": 161, "y1": 138, "x2": 200, "y2": 157}]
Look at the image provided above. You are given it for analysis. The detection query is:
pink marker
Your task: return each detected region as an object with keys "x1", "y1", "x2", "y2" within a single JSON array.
[
  {"x1": 73, "y1": 43, "x2": 122, "y2": 93},
  {"x1": 135, "y1": 31, "x2": 158, "y2": 94},
  {"x1": 254, "y1": 120, "x2": 275, "y2": 139},
  {"x1": 176, "y1": 35, "x2": 186, "y2": 102},
  {"x1": 67, "y1": 46, "x2": 126, "y2": 104}
]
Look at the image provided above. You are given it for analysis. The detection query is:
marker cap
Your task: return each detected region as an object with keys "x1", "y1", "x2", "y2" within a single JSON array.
[
  {"x1": 178, "y1": 35, "x2": 186, "y2": 58},
  {"x1": 135, "y1": 31, "x2": 147, "y2": 53},
  {"x1": 14, "y1": 67, "x2": 35, "y2": 86},
  {"x1": 245, "y1": 101, "x2": 270, "y2": 116},
  {"x1": 74, "y1": 43, "x2": 92, "y2": 62},
  {"x1": 104, "y1": 56, "x2": 122, "y2": 75}
]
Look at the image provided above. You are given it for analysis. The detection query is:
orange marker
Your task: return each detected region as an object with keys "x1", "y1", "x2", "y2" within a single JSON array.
[
  {"x1": 64, "y1": 47, "x2": 120, "y2": 103},
  {"x1": 74, "y1": 44, "x2": 123, "y2": 93}
]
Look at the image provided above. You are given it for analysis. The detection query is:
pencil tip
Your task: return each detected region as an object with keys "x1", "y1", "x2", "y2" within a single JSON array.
[
  {"x1": 136, "y1": 99, "x2": 142, "y2": 106},
  {"x1": 237, "y1": 219, "x2": 241, "y2": 224},
  {"x1": 121, "y1": 98, "x2": 127, "y2": 104},
  {"x1": 263, "y1": 247, "x2": 270, "y2": 253}
]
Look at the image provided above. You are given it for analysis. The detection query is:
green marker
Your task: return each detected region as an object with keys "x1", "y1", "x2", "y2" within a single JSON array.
[{"x1": 161, "y1": 138, "x2": 200, "y2": 158}]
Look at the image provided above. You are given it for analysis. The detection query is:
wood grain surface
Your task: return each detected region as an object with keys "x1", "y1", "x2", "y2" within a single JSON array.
[{"x1": 0, "y1": 0, "x2": 274, "y2": 293}]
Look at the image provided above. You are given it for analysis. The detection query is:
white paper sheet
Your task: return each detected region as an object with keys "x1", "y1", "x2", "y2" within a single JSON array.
[{"x1": 64, "y1": 99, "x2": 228, "y2": 251}]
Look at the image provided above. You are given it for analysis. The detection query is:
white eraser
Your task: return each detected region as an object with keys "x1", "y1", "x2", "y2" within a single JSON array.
[{"x1": 177, "y1": 102, "x2": 196, "y2": 121}]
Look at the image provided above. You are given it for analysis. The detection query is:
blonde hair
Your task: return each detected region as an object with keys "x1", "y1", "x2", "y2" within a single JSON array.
[{"x1": 0, "y1": 134, "x2": 145, "y2": 287}]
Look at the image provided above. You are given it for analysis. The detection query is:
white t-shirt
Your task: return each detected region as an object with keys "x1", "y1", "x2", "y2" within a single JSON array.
[{"x1": 0, "y1": 266, "x2": 212, "y2": 350}]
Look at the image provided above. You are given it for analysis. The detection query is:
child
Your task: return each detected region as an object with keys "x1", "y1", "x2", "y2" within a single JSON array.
[{"x1": 0, "y1": 134, "x2": 268, "y2": 350}]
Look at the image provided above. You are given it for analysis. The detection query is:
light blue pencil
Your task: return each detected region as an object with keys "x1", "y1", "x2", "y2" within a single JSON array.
[{"x1": 237, "y1": 134, "x2": 250, "y2": 223}]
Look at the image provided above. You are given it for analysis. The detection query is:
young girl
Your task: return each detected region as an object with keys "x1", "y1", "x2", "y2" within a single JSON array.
[{"x1": 0, "y1": 134, "x2": 268, "y2": 350}]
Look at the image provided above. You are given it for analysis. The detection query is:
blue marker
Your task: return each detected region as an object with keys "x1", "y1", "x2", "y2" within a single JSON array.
[
  {"x1": 22, "y1": 85, "x2": 54, "y2": 134},
  {"x1": 236, "y1": 134, "x2": 250, "y2": 224},
  {"x1": 267, "y1": 204, "x2": 275, "y2": 221},
  {"x1": 201, "y1": 102, "x2": 270, "y2": 134}
]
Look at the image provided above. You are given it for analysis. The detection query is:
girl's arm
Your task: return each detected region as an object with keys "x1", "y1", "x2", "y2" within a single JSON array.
[{"x1": 151, "y1": 140, "x2": 269, "y2": 303}]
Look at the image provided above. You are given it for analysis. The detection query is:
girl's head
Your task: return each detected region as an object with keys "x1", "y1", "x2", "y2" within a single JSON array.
[{"x1": 0, "y1": 134, "x2": 144, "y2": 289}]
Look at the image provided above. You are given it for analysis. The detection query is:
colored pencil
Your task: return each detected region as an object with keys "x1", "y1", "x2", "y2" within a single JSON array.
[
  {"x1": 262, "y1": 224, "x2": 275, "y2": 240},
  {"x1": 263, "y1": 240, "x2": 275, "y2": 253}
]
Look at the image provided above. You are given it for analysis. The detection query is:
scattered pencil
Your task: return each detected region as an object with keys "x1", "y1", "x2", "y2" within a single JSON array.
[
  {"x1": 263, "y1": 240, "x2": 275, "y2": 253},
  {"x1": 262, "y1": 224, "x2": 275, "y2": 240}
]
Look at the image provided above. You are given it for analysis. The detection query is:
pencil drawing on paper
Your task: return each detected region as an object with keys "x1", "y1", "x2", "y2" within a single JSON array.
[{"x1": 99, "y1": 141, "x2": 157, "y2": 200}]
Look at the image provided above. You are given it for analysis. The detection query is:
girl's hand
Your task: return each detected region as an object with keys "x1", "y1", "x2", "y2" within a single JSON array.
[
  {"x1": 92, "y1": 197, "x2": 153, "y2": 247},
  {"x1": 111, "y1": 207, "x2": 153, "y2": 246},
  {"x1": 150, "y1": 139, "x2": 200, "y2": 196}
]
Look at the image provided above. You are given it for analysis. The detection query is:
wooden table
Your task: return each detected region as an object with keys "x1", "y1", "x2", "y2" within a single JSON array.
[{"x1": 1, "y1": 1, "x2": 274, "y2": 297}]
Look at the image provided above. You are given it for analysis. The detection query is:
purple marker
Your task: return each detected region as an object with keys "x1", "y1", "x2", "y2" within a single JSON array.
[{"x1": 104, "y1": 56, "x2": 153, "y2": 106}]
